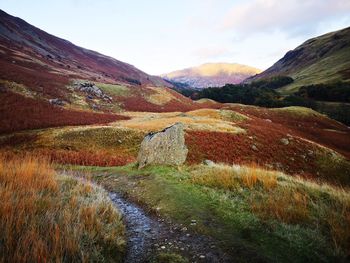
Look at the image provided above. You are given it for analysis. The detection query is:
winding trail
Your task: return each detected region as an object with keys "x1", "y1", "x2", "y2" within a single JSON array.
[{"x1": 109, "y1": 192, "x2": 230, "y2": 263}]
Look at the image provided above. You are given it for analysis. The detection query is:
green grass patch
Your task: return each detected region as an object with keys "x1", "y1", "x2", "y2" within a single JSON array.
[
  {"x1": 271, "y1": 106, "x2": 324, "y2": 118},
  {"x1": 219, "y1": 109, "x2": 250, "y2": 122},
  {"x1": 95, "y1": 83, "x2": 131, "y2": 97}
]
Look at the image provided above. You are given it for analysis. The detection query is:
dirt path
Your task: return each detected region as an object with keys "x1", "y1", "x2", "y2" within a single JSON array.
[{"x1": 109, "y1": 192, "x2": 231, "y2": 263}]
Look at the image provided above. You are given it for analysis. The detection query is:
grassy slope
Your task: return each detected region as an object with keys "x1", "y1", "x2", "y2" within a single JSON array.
[
  {"x1": 280, "y1": 46, "x2": 350, "y2": 94},
  {"x1": 249, "y1": 27, "x2": 350, "y2": 94},
  {"x1": 70, "y1": 163, "x2": 350, "y2": 263},
  {"x1": 0, "y1": 154, "x2": 125, "y2": 262}
]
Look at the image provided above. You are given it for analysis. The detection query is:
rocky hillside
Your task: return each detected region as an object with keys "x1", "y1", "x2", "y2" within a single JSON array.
[
  {"x1": 246, "y1": 27, "x2": 350, "y2": 93},
  {"x1": 162, "y1": 63, "x2": 261, "y2": 89}
]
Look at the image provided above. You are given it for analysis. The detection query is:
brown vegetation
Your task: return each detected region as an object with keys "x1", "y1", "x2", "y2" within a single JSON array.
[
  {"x1": 38, "y1": 149, "x2": 136, "y2": 167},
  {"x1": 0, "y1": 91, "x2": 129, "y2": 134},
  {"x1": 0, "y1": 153, "x2": 125, "y2": 262}
]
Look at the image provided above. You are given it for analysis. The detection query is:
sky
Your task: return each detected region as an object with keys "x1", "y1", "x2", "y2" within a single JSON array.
[{"x1": 1, "y1": 0, "x2": 349, "y2": 75}]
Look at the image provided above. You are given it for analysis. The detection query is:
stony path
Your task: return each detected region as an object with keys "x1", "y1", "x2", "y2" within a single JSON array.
[{"x1": 109, "y1": 192, "x2": 231, "y2": 263}]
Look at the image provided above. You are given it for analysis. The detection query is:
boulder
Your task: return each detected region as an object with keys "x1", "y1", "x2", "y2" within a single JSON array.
[
  {"x1": 203, "y1": 159, "x2": 215, "y2": 166},
  {"x1": 280, "y1": 138, "x2": 290, "y2": 145},
  {"x1": 49, "y1": 98, "x2": 65, "y2": 106},
  {"x1": 137, "y1": 123, "x2": 188, "y2": 168}
]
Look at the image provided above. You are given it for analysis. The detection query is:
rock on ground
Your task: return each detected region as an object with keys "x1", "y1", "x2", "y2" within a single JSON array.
[{"x1": 137, "y1": 123, "x2": 188, "y2": 168}]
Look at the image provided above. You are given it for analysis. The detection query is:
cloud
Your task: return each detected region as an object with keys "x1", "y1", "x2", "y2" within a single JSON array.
[{"x1": 222, "y1": 0, "x2": 350, "y2": 36}]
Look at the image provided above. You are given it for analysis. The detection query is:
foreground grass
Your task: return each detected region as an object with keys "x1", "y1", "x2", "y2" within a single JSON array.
[
  {"x1": 72, "y1": 163, "x2": 350, "y2": 262},
  {"x1": 0, "y1": 154, "x2": 125, "y2": 262}
]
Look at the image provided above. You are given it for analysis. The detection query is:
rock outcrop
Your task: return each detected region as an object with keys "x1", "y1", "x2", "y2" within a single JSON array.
[
  {"x1": 137, "y1": 123, "x2": 188, "y2": 168},
  {"x1": 73, "y1": 81, "x2": 112, "y2": 102}
]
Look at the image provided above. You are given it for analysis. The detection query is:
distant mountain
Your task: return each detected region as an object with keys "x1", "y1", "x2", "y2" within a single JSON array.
[
  {"x1": 246, "y1": 27, "x2": 350, "y2": 93},
  {"x1": 162, "y1": 63, "x2": 261, "y2": 89}
]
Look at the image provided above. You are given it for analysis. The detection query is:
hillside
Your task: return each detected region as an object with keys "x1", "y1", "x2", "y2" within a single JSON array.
[
  {"x1": 0, "y1": 10, "x2": 170, "y2": 88},
  {"x1": 247, "y1": 27, "x2": 350, "y2": 93},
  {"x1": 162, "y1": 63, "x2": 261, "y2": 89},
  {"x1": 1, "y1": 7, "x2": 350, "y2": 263},
  {"x1": 0, "y1": 9, "x2": 222, "y2": 134}
]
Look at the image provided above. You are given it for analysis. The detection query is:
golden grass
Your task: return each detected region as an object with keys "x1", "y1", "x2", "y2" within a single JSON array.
[
  {"x1": 251, "y1": 190, "x2": 310, "y2": 224},
  {"x1": 0, "y1": 153, "x2": 125, "y2": 262},
  {"x1": 191, "y1": 163, "x2": 278, "y2": 190},
  {"x1": 118, "y1": 111, "x2": 245, "y2": 133},
  {"x1": 187, "y1": 109, "x2": 249, "y2": 122}
]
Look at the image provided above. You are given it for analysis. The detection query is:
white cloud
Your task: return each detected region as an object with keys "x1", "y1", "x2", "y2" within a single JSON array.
[{"x1": 222, "y1": 0, "x2": 350, "y2": 37}]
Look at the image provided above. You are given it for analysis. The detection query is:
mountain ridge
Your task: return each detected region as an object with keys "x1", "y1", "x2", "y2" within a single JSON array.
[{"x1": 162, "y1": 62, "x2": 261, "y2": 89}]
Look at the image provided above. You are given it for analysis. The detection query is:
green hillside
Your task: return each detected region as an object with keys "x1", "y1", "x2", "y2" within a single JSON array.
[{"x1": 248, "y1": 27, "x2": 350, "y2": 93}]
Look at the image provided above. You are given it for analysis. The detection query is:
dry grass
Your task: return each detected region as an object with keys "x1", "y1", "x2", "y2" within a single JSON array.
[
  {"x1": 190, "y1": 163, "x2": 350, "y2": 255},
  {"x1": 194, "y1": 98, "x2": 217, "y2": 104},
  {"x1": 38, "y1": 149, "x2": 136, "y2": 166},
  {"x1": 187, "y1": 109, "x2": 249, "y2": 122},
  {"x1": 118, "y1": 111, "x2": 245, "y2": 133},
  {"x1": 145, "y1": 86, "x2": 179, "y2": 105},
  {"x1": 0, "y1": 153, "x2": 125, "y2": 262},
  {"x1": 251, "y1": 190, "x2": 310, "y2": 224},
  {"x1": 326, "y1": 209, "x2": 350, "y2": 253},
  {"x1": 191, "y1": 163, "x2": 278, "y2": 190}
]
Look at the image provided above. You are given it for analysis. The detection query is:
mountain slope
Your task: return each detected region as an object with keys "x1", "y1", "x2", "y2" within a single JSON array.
[
  {"x1": 0, "y1": 9, "x2": 170, "y2": 92},
  {"x1": 162, "y1": 63, "x2": 261, "y2": 89},
  {"x1": 0, "y1": 9, "x2": 221, "y2": 129},
  {"x1": 246, "y1": 27, "x2": 350, "y2": 93}
]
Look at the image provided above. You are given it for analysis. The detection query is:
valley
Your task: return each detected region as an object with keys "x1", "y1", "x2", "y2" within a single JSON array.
[{"x1": 0, "y1": 6, "x2": 349, "y2": 263}]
